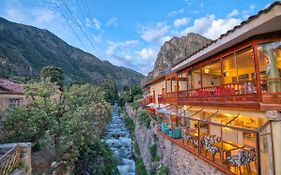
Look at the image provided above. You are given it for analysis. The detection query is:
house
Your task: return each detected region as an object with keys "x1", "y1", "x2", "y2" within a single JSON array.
[
  {"x1": 144, "y1": 2, "x2": 281, "y2": 175},
  {"x1": 0, "y1": 79, "x2": 26, "y2": 113}
]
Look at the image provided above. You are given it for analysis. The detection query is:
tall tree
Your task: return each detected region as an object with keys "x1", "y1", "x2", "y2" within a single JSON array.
[{"x1": 40, "y1": 66, "x2": 65, "y2": 87}]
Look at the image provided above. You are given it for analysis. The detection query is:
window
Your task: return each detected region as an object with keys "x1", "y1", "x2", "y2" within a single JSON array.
[
  {"x1": 166, "y1": 79, "x2": 171, "y2": 93},
  {"x1": 178, "y1": 72, "x2": 187, "y2": 91},
  {"x1": 202, "y1": 60, "x2": 222, "y2": 87},
  {"x1": 9, "y1": 99, "x2": 20, "y2": 108},
  {"x1": 236, "y1": 47, "x2": 256, "y2": 81},
  {"x1": 190, "y1": 68, "x2": 201, "y2": 89},
  {"x1": 223, "y1": 54, "x2": 237, "y2": 84},
  {"x1": 258, "y1": 41, "x2": 281, "y2": 93}
]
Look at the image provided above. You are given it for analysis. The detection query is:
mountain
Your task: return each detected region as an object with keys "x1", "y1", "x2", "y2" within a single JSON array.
[
  {"x1": 0, "y1": 17, "x2": 144, "y2": 88},
  {"x1": 143, "y1": 33, "x2": 212, "y2": 84}
]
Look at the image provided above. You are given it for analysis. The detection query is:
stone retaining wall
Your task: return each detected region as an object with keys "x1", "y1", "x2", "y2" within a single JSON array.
[{"x1": 125, "y1": 104, "x2": 224, "y2": 175}]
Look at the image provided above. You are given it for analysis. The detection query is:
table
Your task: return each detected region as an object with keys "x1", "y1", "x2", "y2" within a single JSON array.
[{"x1": 213, "y1": 141, "x2": 244, "y2": 160}]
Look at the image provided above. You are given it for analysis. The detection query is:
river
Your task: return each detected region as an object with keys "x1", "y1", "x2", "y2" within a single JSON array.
[{"x1": 104, "y1": 104, "x2": 135, "y2": 175}]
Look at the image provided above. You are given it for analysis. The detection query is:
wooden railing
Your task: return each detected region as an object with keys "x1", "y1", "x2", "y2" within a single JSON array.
[
  {"x1": 145, "y1": 95, "x2": 155, "y2": 104},
  {"x1": 0, "y1": 145, "x2": 20, "y2": 175},
  {"x1": 261, "y1": 78, "x2": 281, "y2": 104}
]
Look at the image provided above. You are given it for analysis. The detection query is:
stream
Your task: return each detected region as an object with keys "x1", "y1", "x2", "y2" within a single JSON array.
[{"x1": 104, "y1": 104, "x2": 135, "y2": 175}]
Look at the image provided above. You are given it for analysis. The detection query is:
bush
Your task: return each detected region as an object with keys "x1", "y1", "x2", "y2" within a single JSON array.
[
  {"x1": 125, "y1": 116, "x2": 135, "y2": 133},
  {"x1": 136, "y1": 158, "x2": 148, "y2": 175},
  {"x1": 158, "y1": 165, "x2": 169, "y2": 175},
  {"x1": 74, "y1": 140, "x2": 119, "y2": 175},
  {"x1": 138, "y1": 110, "x2": 151, "y2": 128},
  {"x1": 134, "y1": 142, "x2": 140, "y2": 155},
  {"x1": 150, "y1": 144, "x2": 160, "y2": 162}
]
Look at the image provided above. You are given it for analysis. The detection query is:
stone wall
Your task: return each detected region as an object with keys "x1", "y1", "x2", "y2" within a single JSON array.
[{"x1": 125, "y1": 104, "x2": 224, "y2": 175}]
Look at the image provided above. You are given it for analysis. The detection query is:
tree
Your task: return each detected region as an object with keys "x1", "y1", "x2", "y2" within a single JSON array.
[
  {"x1": 40, "y1": 66, "x2": 64, "y2": 87},
  {"x1": 101, "y1": 77, "x2": 118, "y2": 105},
  {"x1": 3, "y1": 81, "x2": 111, "y2": 165}
]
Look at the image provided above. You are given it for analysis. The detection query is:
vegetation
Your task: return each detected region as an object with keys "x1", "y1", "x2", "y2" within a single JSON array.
[
  {"x1": 40, "y1": 66, "x2": 65, "y2": 87},
  {"x1": 136, "y1": 158, "x2": 148, "y2": 175},
  {"x1": 74, "y1": 140, "x2": 119, "y2": 175},
  {"x1": 138, "y1": 110, "x2": 152, "y2": 128},
  {"x1": 150, "y1": 144, "x2": 160, "y2": 162},
  {"x1": 2, "y1": 66, "x2": 113, "y2": 173},
  {"x1": 118, "y1": 86, "x2": 143, "y2": 108},
  {"x1": 158, "y1": 165, "x2": 169, "y2": 175},
  {"x1": 124, "y1": 116, "x2": 135, "y2": 133}
]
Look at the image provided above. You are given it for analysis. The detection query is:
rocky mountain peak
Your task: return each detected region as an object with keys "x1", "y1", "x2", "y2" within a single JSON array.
[{"x1": 143, "y1": 33, "x2": 212, "y2": 84}]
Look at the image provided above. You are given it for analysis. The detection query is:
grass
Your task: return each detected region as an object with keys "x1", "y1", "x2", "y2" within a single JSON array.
[{"x1": 136, "y1": 158, "x2": 148, "y2": 175}]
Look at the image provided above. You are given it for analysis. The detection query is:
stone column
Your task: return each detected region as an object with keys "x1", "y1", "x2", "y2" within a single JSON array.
[{"x1": 266, "y1": 110, "x2": 281, "y2": 175}]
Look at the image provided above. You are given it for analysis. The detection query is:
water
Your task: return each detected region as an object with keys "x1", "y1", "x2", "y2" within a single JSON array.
[{"x1": 104, "y1": 104, "x2": 135, "y2": 175}]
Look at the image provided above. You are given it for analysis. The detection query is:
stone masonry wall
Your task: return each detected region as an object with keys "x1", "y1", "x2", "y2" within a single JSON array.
[{"x1": 125, "y1": 104, "x2": 224, "y2": 175}]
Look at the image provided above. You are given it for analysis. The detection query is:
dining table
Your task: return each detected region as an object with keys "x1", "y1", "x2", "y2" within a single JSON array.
[{"x1": 213, "y1": 141, "x2": 244, "y2": 161}]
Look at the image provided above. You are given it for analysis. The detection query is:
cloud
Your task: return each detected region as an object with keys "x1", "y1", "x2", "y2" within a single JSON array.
[
  {"x1": 139, "y1": 22, "x2": 170, "y2": 43},
  {"x1": 182, "y1": 15, "x2": 241, "y2": 39},
  {"x1": 32, "y1": 9, "x2": 56, "y2": 25},
  {"x1": 106, "y1": 17, "x2": 118, "y2": 27},
  {"x1": 227, "y1": 9, "x2": 239, "y2": 18},
  {"x1": 86, "y1": 18, "x2": 101, "y2": 30},
  {"x1": 174, "y1": 17, "x2": 189, "y2": 28},
  {"x1": 106, "y1": 40, "x2": 138, "y2": 56},
  {"x1": 5, "y1": 8, "x2": 25, "y2": 23},
  {"x1": 138, "y1": 48, "x2": 157, "y2": 60},
  {"x1": 168, "y1": 9, "x2": 184, "y2": 17}
]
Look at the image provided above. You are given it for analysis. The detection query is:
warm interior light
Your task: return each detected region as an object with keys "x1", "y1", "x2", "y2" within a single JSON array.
[
  {"x1": 223, "y1": 127, "x2": 232, "y2": 133},
  {"x1": 204, "y1": 67, "x2": 210, "y2": 73},
  {"x1": 224, "y1": 72, "x2": 229, "y2": 77}
]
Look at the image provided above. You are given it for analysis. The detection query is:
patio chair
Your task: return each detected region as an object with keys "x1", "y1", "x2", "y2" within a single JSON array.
[
  {"x1": 168, "y1": 127, "x2": 182, "y2": 139},
  {"x1": 227, "y1": 150, "x2": 256, "y2": 175},
  {"x1": 203, "y1": 136, "x2": 222, "y2": 161}
]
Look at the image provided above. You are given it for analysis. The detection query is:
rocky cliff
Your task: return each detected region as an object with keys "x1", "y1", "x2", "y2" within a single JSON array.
[
  {"x1": 144, "y1": 33, "x2": 212, "y2": 84},
  {"x1": 0, "y1": 17, "x2": 144, "y2": 88}
]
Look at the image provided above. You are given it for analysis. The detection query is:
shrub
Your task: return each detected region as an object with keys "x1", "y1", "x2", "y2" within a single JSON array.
[
  {"x1": 158, "y1": 165, "x2": 169, "y2": 175},
  {"x1": 136, "y1": 158, "x2": 148, "y2": 175},
  {"x1": 125, "y1": 116, "x2": 135, "y2": 133},
  {"x1": 138, "y1": 110, "x2": 151, "y2": 128},
  {"x1": 150, "y1": 144, "x2": 160, "y2": 162}
]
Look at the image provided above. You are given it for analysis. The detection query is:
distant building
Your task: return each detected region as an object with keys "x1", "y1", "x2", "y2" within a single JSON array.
[{"x1": 0, "y1": 79, "x2": 26, "y2": 113}]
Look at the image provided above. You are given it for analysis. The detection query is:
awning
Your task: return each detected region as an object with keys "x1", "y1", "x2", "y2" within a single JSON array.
[
  {"x1": 158, "y1": 108, "x2": 175, "y2": 115},
  {"x1": 147, "y1": 103, "x2": 168, "y2": 109}
]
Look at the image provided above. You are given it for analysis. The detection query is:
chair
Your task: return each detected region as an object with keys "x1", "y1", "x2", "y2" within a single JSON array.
[
  {"x1": 202, "y1": 136, "x2": 222, "y2": 161},
  {"x1": 227, "y1": 150, "x2": 256, "y2": 175},
  {"x1": 168, "y1": 127, "x2": 182, "y2": 139}
]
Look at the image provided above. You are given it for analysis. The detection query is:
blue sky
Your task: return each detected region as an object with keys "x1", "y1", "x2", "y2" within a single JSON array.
[{"x1": 0, "y1": 0, "x2": 275, "y2": 75}]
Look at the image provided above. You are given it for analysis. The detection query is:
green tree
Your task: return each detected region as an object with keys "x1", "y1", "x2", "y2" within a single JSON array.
[
  {"x1": 4, "y1": 81, "x2": 111, "y2": 165},
  {"x1": 40, "y1": 66, "x2": 64, "y2": 87}
]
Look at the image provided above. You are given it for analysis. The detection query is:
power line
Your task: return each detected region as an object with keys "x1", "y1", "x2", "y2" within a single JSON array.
[
  {"x1": 55, "y1": 2, "x2": 86, "y2": 50},
  {"x1": 61, "y1": 0, "x2": 96, "y2": 51}
]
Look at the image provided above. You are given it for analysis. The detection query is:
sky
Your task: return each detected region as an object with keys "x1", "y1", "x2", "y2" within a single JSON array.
[{"x1": 0, "y1": 0, "x2": 275, "y2": 75}]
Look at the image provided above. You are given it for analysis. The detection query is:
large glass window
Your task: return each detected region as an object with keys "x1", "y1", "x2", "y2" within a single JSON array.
[
  {"x1": 236, "y1": 47, "x2": 256, "y2": 81},
  {"x1": 258, "y1": 41, "x2": 281, "y2": 93},
  {"x1": 202, "y1": 60, "x2": 222, "y2": 87},
  {"x1": 178, "y1": 72, "x2": 188, "y2": 91},
  {"x1": 171, "y1": 77, "x2": 177, "y2": 92},
  {"x1": 166, "y1": 79, "x2": 171, "y2": 93},
  {"x1": 190, "y1": 68, "x2": 201, "y2": 89},
  {"x1": 223, "y1": 54, "x2": 237, "y2": 84}
]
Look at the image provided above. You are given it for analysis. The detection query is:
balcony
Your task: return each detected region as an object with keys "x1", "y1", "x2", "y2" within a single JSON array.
[{"x1": 162, "y1": 78, "x2": 281, "y2": 110}]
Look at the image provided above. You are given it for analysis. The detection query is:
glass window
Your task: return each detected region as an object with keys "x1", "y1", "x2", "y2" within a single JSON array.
[
  {"x1": 171, "y1": 78, "x2": 177, "y2": 92},
  {"x1": 190, "y1": 68, "x2": 201, "y2": 89},
  {"x1": 202, "y1": 60, "x2": 222, "y2": 87},
  {"x1": 166, "y1": 79, "x2": 171, "y2": 93},
  {"x1": 178, "y1": 72, "x2": 187, "y2": 91},
  {"x1": 228, "y1": 115, "x2": 268, "y2": 131},
  {"x1": 9, "y1": 99, "x2": 20, "y2": 108},
  {"x1": 236, "y1": 47, "x2": 256, "y2": 81},
  {"x1": 258, "y1": 41, "x2": 281, "y2": 93},
  {"x1": 259, "y1": 124, "x2": 274, "y2": 175},
  {"x1": 223, "y1": 54, "x2": 237, "y2": 84}
]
